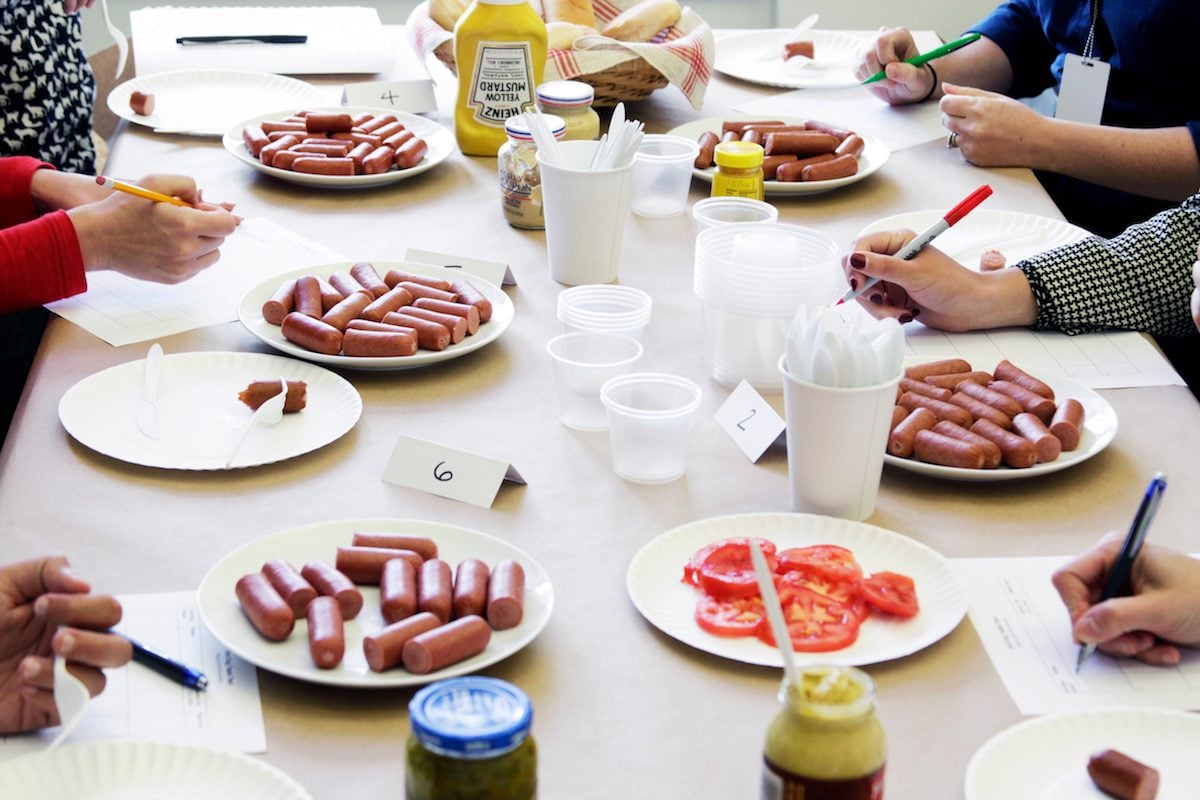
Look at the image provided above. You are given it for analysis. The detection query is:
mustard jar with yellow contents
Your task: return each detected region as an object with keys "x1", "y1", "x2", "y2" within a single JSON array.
[
  {"x1": 761, "y1": 665, "x2": 886, "y2": 800},
  {"x1": 712, "y1": 140, "x2": 765, "y2": 201},
  {"x1": 406, "y1": 677, "x2": 537, "y2": 800},
  {"x1": 499, "y1": 112, "x2": 565, "y2": 229},
  {"x1": 536, "y1": 80, "x2": 600, "y2": 141}
]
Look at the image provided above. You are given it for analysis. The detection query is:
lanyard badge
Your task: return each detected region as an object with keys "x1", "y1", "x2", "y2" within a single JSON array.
[{"x1": 1056, "y1": 0, "x2": 1110, "y2": 125}]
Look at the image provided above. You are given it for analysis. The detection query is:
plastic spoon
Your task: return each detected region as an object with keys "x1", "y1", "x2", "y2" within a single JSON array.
[
  {"x1": 224, "y1": 377, "x2": 287, "y2": 469},
  {"x1": 749, "y1": 542, "x2": 799, "y2": 688},
  {"x1": 755, "y1": 13, "x2": 818, "y2": 62},
  {"x1": 47, "y1": 657, "x2": 90, "y2": 750}
]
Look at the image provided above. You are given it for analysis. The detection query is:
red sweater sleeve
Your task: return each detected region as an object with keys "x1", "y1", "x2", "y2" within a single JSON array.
[{"x1": 0, "y1": 157, "x2": 88, "y2": 313}]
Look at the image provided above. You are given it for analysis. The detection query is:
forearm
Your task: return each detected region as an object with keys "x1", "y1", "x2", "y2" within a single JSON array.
[
  {"x1": 1036, "y1": 122, "x2": 1200, "y2": 202},
  {"x1": 28, "y1": 170, "x2": 110, "y2": 214},
  {"x1": 925, "y1": 37, "x2": 1013, "y2": 100}
]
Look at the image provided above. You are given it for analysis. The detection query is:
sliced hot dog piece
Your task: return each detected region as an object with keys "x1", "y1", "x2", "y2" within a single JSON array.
[
  {"x1": 129, "y1": 90, "x2": 155, "y2": 116},
  {"x1": 395, "y1": 281, "x2": 459, "y2": 303},
  {"x1": 281, "y1": 312, "x2": 344, "y2": 356},
  {"x1": 913, "y1": 429, "x2": 986, "y2": 469},
  {"x1": 363, "y1": 612, "x2": 441, "y2": 672},
  {"x1": 888, "y1": 407, "x2": 937, "y2": 458},
  {"x1": 803, "y1": 119, "x2": 853, "y2": 141},
  {"x1": 487, "y1": 559, "x2": 525, "y2": 630},
  {"x1": 1087, "y1": 749, "x2": 1159, "y2": 800},
  {"x1": 243, "y1": 125, "x2": 269, "y2": 157},
  {"x1": 1050, "y1": 398, "x2": 1085, "y2": 451},
  {"x1": 401, "y1": 615, "x2": 492, "y2": 675},
  {"x1": 994, "y1": 359, "x2": 1055, "y2": 399},
  {"x1": 293, "y1": 157, "x2": 355, "y2": 176},
  {"x1": 761, "y1": 153, "x2": 798, "y2": 180},
  {"x1": 1011, "y1": 412, "x2": 1062, "y2": 463},
  {"x1": 417, "y1": 559, "x2": 453, "y2": 624},
  {"x1": 306, "y1": 596, "x2": 345, "y2": 669},
  {"x1": 835, "y1": 134, "x2": 865, "y2": 158},
  {"x1": 380, "y1": 558, "x2": 419, "y2": 624},
  {"x1": 361, "y1": 145, "x2": 396, "y2": 175},
  {"x1": 261, "y1": 559, "x2": 317, "y2": 617},
  {"x1": 238, "y1": 380, "x2": 307, "y2": 413},
  {"x1": 351, "y1": 532, "x2": 439, "y2": 561},
  {"x1": 932, "y1": 421, "x2": 1002, "y2": 468},
  {"x1": 300, "y1": 561, "x2": 363, "y2": 620},
  {"x1": 335, "y1": 545, "x2": 423, "y2": 585},
  {"x1": 721, "y1": 120, "x2": 783, "y2": 135},
  {"x1": 453, "y1": 559, "x2": 490, "y2": 620},
  {"x1": 970, "y1": 418, "x2": 1038, "y2": 468},
  {"x1": 890, "y1": 405, "x2": 907, "y2": 430},
  {"x1": 235, "y1": 572, "x2": 295, "y2": 641},
  {"x1": 318, "y1": 279, "x2": 345, "y2": 312}
]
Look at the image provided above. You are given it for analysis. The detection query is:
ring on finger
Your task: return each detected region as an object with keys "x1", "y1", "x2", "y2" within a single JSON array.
[{"x1": 946, "y1": 132, "x2": 959, "y2": 148}]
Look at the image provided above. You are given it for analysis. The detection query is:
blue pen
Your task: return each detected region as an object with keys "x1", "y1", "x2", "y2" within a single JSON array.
[
  {"x1": 1074, "y1": 472, "x2": 1168, "y2": 672},
  {"x1": 126, "y1": 636, "x2": 209, "y2": 691}
]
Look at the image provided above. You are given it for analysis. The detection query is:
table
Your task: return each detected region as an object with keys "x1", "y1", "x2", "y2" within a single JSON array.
[{"x1": 3, "y1": 33, "x2": 1199, "y2": 799}]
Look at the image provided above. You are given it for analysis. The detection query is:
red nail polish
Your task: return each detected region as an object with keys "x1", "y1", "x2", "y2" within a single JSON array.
[{"x1": 849, "y1": 253, "x2": 867, "y2": 269}]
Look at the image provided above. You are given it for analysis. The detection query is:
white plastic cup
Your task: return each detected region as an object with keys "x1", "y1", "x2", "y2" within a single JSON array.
[
  {"x1": 600, "y1": 373, "x2": 702, "y2": 484},
  {"x1": 556, "y1": 284, "x2": 653, "y2": 340},
  {"x1": 538, "y1": 140, "x2": 634, "y2": 285},
  {"x1": 631, "y1": 134, "x2": 701, "y2": 218},
  {"x1": 691, "y1": 196, "x2": 779, "y2": 232},
  {"x1": 778, "y1": 354, "x2": 899, "y2": 520},
  {"x1": 546, "y1": 332, "x2": 643, "y2": 431}
]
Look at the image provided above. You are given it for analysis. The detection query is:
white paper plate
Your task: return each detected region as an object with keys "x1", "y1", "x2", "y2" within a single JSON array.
[
  {"x1": 884, "y1": 359, "x2": 1118, "y2": 481},
  {"x1": 0, "y1": 740, "x2": 312, "y2": 799},
  {"x1": 626, "y1": 512, "x2": 967, "y2": 667},
  {"x1": 667, "y1": 116, "x2": 889, "y2": 196},
  {"x1": 238, "y1": 262, "x2": 513, "y2": 370},
  {"x1": 197, "y1": 518, "x2": 554, "y2": 688},
  {"x1": 856, "y1": 208, "x2": 1093, "y2": 269},
  {"x1": 223, "y1": 107, "x2": 455, "y2": 188},
  {"x1": 965, "y1": 708, "x2": 1200, "y2": 800},
  {"x1": 58, "y1": 351, "x2": 361, "y2": 471},
  {"x1": 107, "y1": 69, "x2": 324, "y2": 136},
  {"x1": 716, "y1": 29, "x2": 868, "y2": 89}
]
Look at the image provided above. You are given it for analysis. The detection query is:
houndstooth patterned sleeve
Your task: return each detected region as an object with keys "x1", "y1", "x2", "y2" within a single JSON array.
[{"x1": 1016, "y1": 194, "x2": 1200, "y2": 337}]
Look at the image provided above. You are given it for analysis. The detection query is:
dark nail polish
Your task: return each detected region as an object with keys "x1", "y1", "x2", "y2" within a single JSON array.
[
  {"x1": 898, "y1": 313, "x2": 913, "y2": 323},
  {"x1": 849, "y1": 277, "x2": 858, "y2": 291},
  {"x1": 911, "y1": 308, "x2": 921, "y2": 317},
  {"x1": 849, "y1": 253, "x2": 867, "y2": 269},
  {"x1": 869, "y1": 294, "x2": 883, "y2": 305}
]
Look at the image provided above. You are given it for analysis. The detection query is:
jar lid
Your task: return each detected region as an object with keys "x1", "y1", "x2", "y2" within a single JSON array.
[
  {"x1": 410, "y1": 677, "x2": 533, "y2": 759},
  {"x1": 714, "y1": 141, "x2": 764, "y2": 168},
  {"x1": 505, "y1": 113, "x2": 567, "y2": 141},
  {"x1": 537, "y1": 80, "x2": 595, "y2": 107}
]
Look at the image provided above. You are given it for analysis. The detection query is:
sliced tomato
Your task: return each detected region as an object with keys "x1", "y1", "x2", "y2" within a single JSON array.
[
  {"x1": 861, "y1": 571, "x2": 919, "y2": 618},
  {"x1": 696, "y1": 538, "x2": 778, "y2": 599},
  {"x1": 777, "y1": 569, "x2": 868, "y2": 622},
  {"x1": 694, "y1": 594, "x2": 767, "y2": 637},
  {"x1": 682, "y1": 540, "x2": 724, "y2": 587},
  {"x1": 757, "y1": 584, "x2": 862, "y2": 652},
  {"x1": 776, "y1": 545, "x2": 863, "y2": 582}
]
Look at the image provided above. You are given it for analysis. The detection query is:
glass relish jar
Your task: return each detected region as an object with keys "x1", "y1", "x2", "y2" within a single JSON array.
[
  {"x1": 499, "y1": 113, "x2": 565, "y2": 230},
  {"x1": 536, "y1": 80, "x2": 600, "y2": 141},
  {"x1": 406, "y1": 677, "x2": 537, "y2": 800},
  {"x1": 712, "y1": 140, "x2": 765, "y2": 201},
  {"x1": 761, "y1": 665, "x2": 887, "y2": 800}
]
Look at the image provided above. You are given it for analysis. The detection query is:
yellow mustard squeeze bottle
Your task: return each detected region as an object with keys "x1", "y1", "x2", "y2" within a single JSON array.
[
  {"x1": 712, "y1": 140, "x2": 765, "y2": 201},
  {"x1": 453, "y1": 0, "x2": 548, "y2": 157}
]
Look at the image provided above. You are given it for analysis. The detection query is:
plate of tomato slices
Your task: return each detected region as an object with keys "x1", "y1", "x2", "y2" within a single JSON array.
[{"x1": 626, "y1": 513, "x2": 968, "y2": 667}]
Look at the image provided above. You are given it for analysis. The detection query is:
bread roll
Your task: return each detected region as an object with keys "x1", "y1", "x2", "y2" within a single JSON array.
[
  {"x1": 546, "y1": 21, "x2": 598, "y2": 50},
  {"x1": 430, "y1": 0, "x2": 470, "y2": 30},
  {"x1": 543, "y1": 0, "x2": 597, "y2": 28},
  {"x1": 601, "y1": 0, "x2": 681, "y2": 42}
]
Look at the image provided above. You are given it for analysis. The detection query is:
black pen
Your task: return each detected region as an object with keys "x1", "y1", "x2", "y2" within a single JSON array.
[
  {"x1": 1074, "y1": 472, "x2": 1168, "y2": 672},
  {"x1": 126, "y1": 636, "x2": 209, "y2": 691},
  {"x1": 176, "y1": 35, "x2": 308, "y2": 45}
]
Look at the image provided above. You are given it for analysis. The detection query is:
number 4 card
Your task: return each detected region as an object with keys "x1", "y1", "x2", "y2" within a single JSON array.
[{"x1": 382, "y1": 433, "x2": 525, "y2": 508}]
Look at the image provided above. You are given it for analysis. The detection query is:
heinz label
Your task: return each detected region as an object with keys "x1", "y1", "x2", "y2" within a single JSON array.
[{"x1": 467, "y1": 42, "x2": 535, "y2": 126}]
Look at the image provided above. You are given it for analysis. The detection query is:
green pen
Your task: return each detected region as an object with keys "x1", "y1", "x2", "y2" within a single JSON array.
[{"x1": 861, "y1": 32, "x2": 982, "y2": 85}]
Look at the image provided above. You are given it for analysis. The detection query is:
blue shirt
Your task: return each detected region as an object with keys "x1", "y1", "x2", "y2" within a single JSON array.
[{"x1": 971, "y1": 0, "x2": 1200, "y2": 237}]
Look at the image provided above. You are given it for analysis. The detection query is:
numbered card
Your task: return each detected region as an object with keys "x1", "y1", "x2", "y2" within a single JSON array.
[
  {"x1": 405, "y1": 248, "x2": 516, "y2": 287},
  {"x1": 342, "y1": 80, "x2": 437, "y2": 114},
  {"x1": 714, "y1": 381, "x2": 786, "y2": 462},
  {"x1": 382, "y1": 434, "x2": 525, "y2": 508}
]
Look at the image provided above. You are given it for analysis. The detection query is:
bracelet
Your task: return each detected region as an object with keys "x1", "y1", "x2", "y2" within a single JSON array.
[{"x1": 919, "y1": 62, "x2": 939, "y2": 103}]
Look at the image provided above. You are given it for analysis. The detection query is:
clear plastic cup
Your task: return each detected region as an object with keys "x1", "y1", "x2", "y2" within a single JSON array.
[
  {"x1": 631, "y1": 135, "x2": 701, "y2": 218},
  {"x1": 556, "y1": 284, "x2": 653, "y2": 340},
  {"x1": 546, "y1": 332, "x2": 643, "y2": 431},
  {"x1": 691, "y1": 197, "x2": 779, "y2": 232},
  {"x1": 600, "y1": 373, "x2": 702, "y2": 484}
]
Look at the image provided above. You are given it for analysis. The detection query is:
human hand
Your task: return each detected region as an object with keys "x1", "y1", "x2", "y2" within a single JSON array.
[
  {"x1": 844, "y1": 229, "x2": 1037, "y2": 331},
  {"x1": 1190, "y1": 244, "x2": 1200, "y2": 333},
  {"x1": 0, "y1": 556, "x2": 132, "y2": 734},
  {"x1": 1052, "y1": 533, "x2": 1200, "y2": 666},
  {"x1": 64, "y1": 0, "x2": 97, "y2": 13},
  {"x1": 67, "y1": 174, "x2": 240, "y2": 284},
  {"x1": 940, "y1": 83, "x2": 1051, "y2": 167},
  {"x1": 854, "y1": 27, "x2": 933, "y2": 105}
]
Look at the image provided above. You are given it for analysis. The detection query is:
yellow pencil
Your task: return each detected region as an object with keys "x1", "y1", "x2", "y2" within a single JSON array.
[{"x1": 95, "y1": 175, "x2": 192, "y2": 207}]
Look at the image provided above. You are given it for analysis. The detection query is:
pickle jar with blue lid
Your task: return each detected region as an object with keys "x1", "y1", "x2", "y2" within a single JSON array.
[{"x1": 406, "y1": 677, "x2": 537, "y2": 800}]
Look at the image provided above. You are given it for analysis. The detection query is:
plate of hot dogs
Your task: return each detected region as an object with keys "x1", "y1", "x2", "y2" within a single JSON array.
[
  {"x1": 222, "y1": 106, "x2": 455, "y2": 188},
  {"x1": 197, "y1": 518, "x2": 554, "y2": 688},
  {"x1": 626, "y1": 512, "x2": 968, "y2": 668},
  {"x1": 714, "y1": 29, "x2": 869, "y2": 90},
  {"x1": 884, "y1": 357, "x2": 1118, "y2": 481},
  {"x1": 237, "y1": 261, "x2": 513, "y2": 370},
  {"x1": 667, "y1": 115, "x2": 889, "y2": 195}
]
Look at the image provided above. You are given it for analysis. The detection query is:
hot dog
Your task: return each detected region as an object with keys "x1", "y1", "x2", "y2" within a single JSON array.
[
  {"x1": 487, "y1": 559, "x2": 525, "y2": 630},
  {"x1": 235, "y1": 572, "x2": 295, "y2": 641},
  {"x1": 341, "y1": 328, "x2": 419, "y2": 357},
  {"x1": 351, "y1": 532, "x2": 439, "y2": 560},
  {"x1": 904, "y1": 358, "x2": 972, "y2": 382},
  {"x1": 320, "y1": 291, "x2": 373, "y2": 331},
  {"x1": 1050, "y1": 398, "x2": 1085, "y2": 451},
  {"x1": 362, "y1": 145, "x2": 396, "y2": 175},
  {"x1": 359, "y1": 114, "x2": 398, "y2": 134},
  {"x1": 891, "y1": 405, "x2": 907, "y2": 429},
  {"x1": 888, "y1": 407, "x2": 937, "y2": 457},
  {"x1": 453, "y1": 559, "x2": 490, "y2": 619},
  {"x1": 801, "y1": 153, "x2": 858, "y2": 181},
  {"x1": 783, "y1": 39, "x2": 814, "y2": 60},
  {"x1": 383, "y1": 129, "x2": 415, "y2": 151},
  {"x1": 761, "y1": 154, "x2": 798, "y2": 179},
  {"x1": 835, "y1": 134, "x2": 865, "y2": 158},
  {"x1": 979, "y1": 249, "x2": 1007, "y2": 271},
  {"x1": 381, "y1": 311, "x2": 452, "y2": 351},
  {"x1": 1086, "y1": 749, "x2": 1159, "y2": 800},
  {"x1": 774, "y1": 153, "x2": 834, "y2": 182},
  {"x1": 803, "y1": 119, "x2": 854, "y2": 141},
  {"x1": 1011, "y1": 412, "x2": 1062, "y2": 463},
  {"x1": 451, "y1": 280, "x2": 494, "y2": 323},
  {"x1": 260, "y1": 134, "x2": 301, "y2": 167},
  {"x1": 350, "y1": 262, "x2": 391, "y2": 299},
  {"x1": 989, "y1": 380, "x2": 1056, "y2": 424},
  {"x1": 412, "y1": 297, "x2": 480, "y2": 334},
  {"x1": 306, "y1": 596, "x2": 345, "y2": 669},
  {"x1": 293, "y1": 157, "x2": 355, "y2": 176},
  {"x1": 401, "y1": 615, "x2": 492, "y2": 675},
  {"x1": 292, "y1": 142, "x2": 353, "y2": 158},
  {"x1": 395, "y1": 138, "x2": 428, "y2": 169},
  {"x1": 238, "y1": 380, "x2": 307, "y2": 413},
  {"x1": 953, "y1": 379, "x2": 1023, "y2": 417},
  {"x1": 898, "y1": 391, "x2": 973, "y2": 428},
  {"x1": 994, "y1": 359, "x2": 1055, "y2": 399},
  {"x1": 243, "y1": 125, "x2": 269, "y2": 157},
  {"x1": 396, "y1": 305, "x2": 467, "y2": 343},
  {"x1": 262, "y1": 279, "x2": 296, "y2": 325},
  {"x1": 383, "y1": 270, "x2": 454, "y2": 292},
  {"x1": 346, "y1": 141, "x2": 374, "y2": 172},
  {"x1": 293, "y1": 275, "x2": 324, "y2": 318},
  {"x1": 763, "y1": 131, "x2": 840, "y2": 157},
  {"x1": 913, "y1": 429, "x2": 986, "y2": 469},
  {"x1": 346, "y1": 318, "x2": 417, "y2": 336},
  {"x1": 281, "y1": 312, "x2": 343, "y2": 355},
  {"x1": 396, "y1": 281, "x2": 460, "y2": 304},
  {"x1": 318, "y1": 279, "x2": 345, "y2": 312},
  {"x1": 262, "y1": 120, "x2": 306, "y2": 134},
  {"x1": 380, "y1": 558, "x2": 419, "y2": 624},
  {"x1": 740, "y1": 129, "x2": 763, "y2": 146},
  {"x1": 363, "y1": 612, "x2": 442, "y2": 672},
  {"x1": 418, "y1": 559, "x2": 454, "y2": 624},
  {"x1": 925, "y1": 371, "x2": 992, "y2": 389},
  {"x1": 898, "y1": 376, "x2": 952, "y2": 402},
  {"x1": 328, "y1": 271, "x2": 372, "y2": 300},
  {"x1": 271, "y1": 150, "x2": 322, "y2": 171},
  {"x1": 931, "y1": 421, "x2": 1002, "y2": 468},
  {"x1": 949, "y1": 391, "x2": 1013, "y2": 430},
  {"x1": 261, "y1": 559, "x2": 317, "y2": 617},
  {"x1": 695, "y1": 131, "x2": 719, "y2": 168},
  {"x1": 361, "y1": 285, "x2": 415, "y2": 321},
  {"x1": 305, "y1": 112, "x2": 354, "y2": 133},
  {"x1": 373, "y1": 121, "x2": 406, "y2": 140},
  {"x1": 969, "y1": 418, "x2": 1038, "y2": 468},
  {"x1": 300, "y1": 561, "x2": 363, "y2": 619},
  {"x1": 129, "y1": 90, "x2": 155, "y2": 116},
  {"x1": 722, "y1": 120, "x2": 783, "y2": 135},
  {"x1": 335, "y1": 545, "x2": 423, "y2": 584}
]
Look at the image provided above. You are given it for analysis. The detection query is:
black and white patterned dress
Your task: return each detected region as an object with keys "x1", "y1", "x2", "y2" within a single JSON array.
[
  {"x1": 1017, "y1": 194, "x2": 1200, "y2": 337},
  {"x1": 0, "y1": 0, "x2": 95, "y2": 173}
]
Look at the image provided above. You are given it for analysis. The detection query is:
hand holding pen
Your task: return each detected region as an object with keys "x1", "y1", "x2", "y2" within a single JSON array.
[{"x1": 857, "y1": 30, "x2": 981, "y2": 105}]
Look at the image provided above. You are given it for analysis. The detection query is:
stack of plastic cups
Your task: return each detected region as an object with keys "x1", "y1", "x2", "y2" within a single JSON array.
[
  {"x1": 556, "y1": 284, "x2": 653, "y2": 340},
  {"x1": 694, "y1": 222, "x2": 842, "y2": 391}
]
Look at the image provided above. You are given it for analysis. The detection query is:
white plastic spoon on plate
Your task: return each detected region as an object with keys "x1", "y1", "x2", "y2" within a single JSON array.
[
  {"x1": 224, "y1": 377, "x2": 287, "y2": 469},
  {"x1": 755, "y1": 13, "x2": 819, "y2": 62}
]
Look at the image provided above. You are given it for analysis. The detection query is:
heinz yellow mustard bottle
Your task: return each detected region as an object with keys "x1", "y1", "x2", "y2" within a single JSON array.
[{"x1": 454, "y1": 0, "x2": 548, "y2": 157}]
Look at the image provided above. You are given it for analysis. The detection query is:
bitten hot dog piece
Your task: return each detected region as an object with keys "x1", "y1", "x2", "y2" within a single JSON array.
[
  {"x1": 262, "y1": 279, "x2": 296, "y2": 325},
  {"x1": 363, "y1": 612, "x2": 442, "y2": 672},
  {"x1": 413, "y1": 297, "x2": 481, "y2": 334},
  {"x1": 261, "y1": 559, "x2": 317, "y2": 617},
  {"x1": 994, "y1": 359, "x2": 1055, "y2": 399},
  {"x1": 801, "y1": 153, "x2": 858, "y2": 182},
  {"x1": 335, "y1": 545, "x2": 423, "y2": 584},
  {"x1": 1087, "y1": 749, "x2": 1159, "y2": 800},
  {"x1": 932, "y1": 421, "x2": 1002, "y2": 468},
  {"x1": 380, "y1": 558, "x2": 419, "y2": 624},
  {"x1": 898, "y1": 391, "x2": 973, "y2": 428},
  {"x1": 300, "y1": 561, "x2": 363, "y2": 619},
  {"x1": 351, "y1": 532, "x2": 439, "y2": 560},
  {"x1": 970, "y1": 418, "x2": 1038, "y2": 468},
  {"x1": 306, "y1": 596, "x2": 345, "y2": 669},
  {"x1": 913, "y1": 429, "x2": 986, "y2": 469},
  {"x1": 238, "y1": 380, "x2": 307, "y2": 413},
  {"x1": 451, "y1": 280, "x2": 494, "y2": 323},
  {"x1": 129, "y1": 90, "x2": 155, "y2": 116},
  {"x1": 418, "y1": 559, "x2": 454, "y2": 624},
  {"x1": 989, "y1": 380, "x2": 1056, "y2": 424},
  {"x1": 350, "y1": 262, "x2": 390, "y2": 299},
  {"x1": 281, "y1": 312, "x2": 343, "y2": 355},
  {"x1": 235, "y1": 572, "x2": 295, "y2": 641},
  {"x1": 695, "y1": 131, "x2": 719, "y2": 168},
  {"x1": 1011, "y1": 412, "x2": 1062, "y2": 463},
  {"x1": 487, "y1": 559, "x2": 525, "y2": 630},
  {"x1": 453, "y1": 559, "x2": 490, "y2": 619},
  {"x1": 320, "y1": 291, "x2": 373, "y2": 331},
  {"x1": 402, "y1": 615, "x2": 492, "y2": 675},
  {"x1": 888, "y1": 407, "x2": 937, "y2": 457},
  {"x1": 1050, "y1": 398, "x2": 1085, "y2": 451},
  {"x1": 905, "y1": 358, "x2": 973, "y2": 381},
  {"x1": 342, "y1": 328, "x2": 418, "y2": 357},
  {"x1": 783, "y1": 39, "x2": 814, "y2": 59}
]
